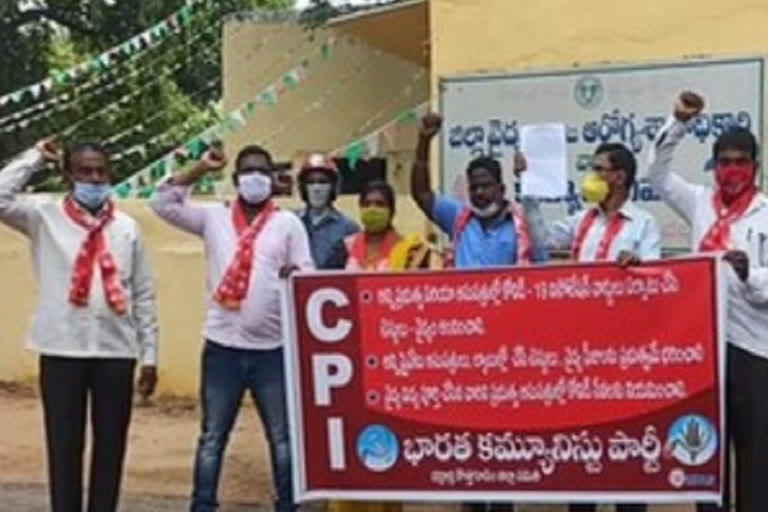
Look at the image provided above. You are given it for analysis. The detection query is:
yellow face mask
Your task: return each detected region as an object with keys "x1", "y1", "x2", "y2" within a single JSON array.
[
  {"x1": 360, "y1": 206, "x2": 391, "y2": 233},
  {"x1": 580, "y1": 172, "x2": 609, "y2": 204}
]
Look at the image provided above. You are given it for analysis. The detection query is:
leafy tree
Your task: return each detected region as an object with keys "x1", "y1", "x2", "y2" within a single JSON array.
[{"x1": 0, "y1": 0, "x2": 291, "y2": 190}]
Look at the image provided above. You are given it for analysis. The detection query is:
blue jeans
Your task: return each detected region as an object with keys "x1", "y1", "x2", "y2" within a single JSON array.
[{"x1": 190, "y1": 340, "x2": 295, "y2": 512}]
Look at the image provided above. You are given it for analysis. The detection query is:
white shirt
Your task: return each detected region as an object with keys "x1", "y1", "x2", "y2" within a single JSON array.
[
  {"x1": 523, "y1": 197, "x2": 662, "y2": 262},
  {"x1": 648, "y1": 116, "x2": 768, "y2": 359},
  {"x1": 0, "y1": 149, "x2": 158, "y2": 364},
  {"x1": 150, "y1": 183, "x2": 314, "y2": 350}
]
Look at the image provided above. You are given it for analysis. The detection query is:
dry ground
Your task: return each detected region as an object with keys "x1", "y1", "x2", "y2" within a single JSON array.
[{"x1": 0, "y1": 385, "x2": 700, "y2": 511}]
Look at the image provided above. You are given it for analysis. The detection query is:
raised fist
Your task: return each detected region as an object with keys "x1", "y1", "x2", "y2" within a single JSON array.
[
  {"x1": 420, "y1": 112, "x2": 443, "y2": 139},
  {"x1": 200, "y1": 147, "x2": 227, "y2": 171},
  {"x1": 35, "y1": 138, "x2": 60, "y2": 163},
  {"x1": 674, "y1": 91, "x2": 705, "y2": 123}
]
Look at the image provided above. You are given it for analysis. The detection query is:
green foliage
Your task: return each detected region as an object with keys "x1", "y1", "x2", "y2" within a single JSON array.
[{"x1": 0, "y1": 0, "x2": 291, "y2": 191}]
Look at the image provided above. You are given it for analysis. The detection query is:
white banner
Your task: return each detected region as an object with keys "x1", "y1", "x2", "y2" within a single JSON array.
[{"x1": 439, "y1": 58, "x2": 765, "y2": 249}]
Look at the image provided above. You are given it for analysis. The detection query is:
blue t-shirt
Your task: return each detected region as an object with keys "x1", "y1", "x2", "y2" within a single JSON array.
[{"x1": 432, "y1": 195, "x2": 547, "y2": 268}]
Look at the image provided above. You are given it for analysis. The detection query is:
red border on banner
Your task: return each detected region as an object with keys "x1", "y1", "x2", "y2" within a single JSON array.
[{"x1": 282, "y1": 256, "x2": 726, "y2": 505}]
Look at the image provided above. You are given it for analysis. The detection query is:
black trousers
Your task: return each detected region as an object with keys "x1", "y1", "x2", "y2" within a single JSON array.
[
  {"x1": 697, "y1": 345, "x2": 768, "y2": 512},
  {"x1": 461, "y1": 505, "x2": 514, "y2": 511},
  {"x1": 569, "y1": 505, "x2": 646, "y2": 512},
  {"x1": 40, "y1": 356, "x2": 135, "y2": 512}
]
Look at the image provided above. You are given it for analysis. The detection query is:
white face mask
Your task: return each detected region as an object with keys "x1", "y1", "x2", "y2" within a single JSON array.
[
  {"x1": 306, "y1": 183, "x2": 333, "y2": 209},
  {"x1": 470, "y1": 201, "x2": 501, "y2": 218},
  {"x1": 238, "y1": 172, "x2": 272, "y2": 204}
]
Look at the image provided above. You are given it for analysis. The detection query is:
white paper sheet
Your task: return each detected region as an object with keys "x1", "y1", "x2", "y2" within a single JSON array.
[{"x1": 519, "y1": 123, "x2": 568, "y2": 199}]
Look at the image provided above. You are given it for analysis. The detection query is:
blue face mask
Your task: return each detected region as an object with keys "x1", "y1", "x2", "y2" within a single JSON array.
[{"x1": 73, "y1": 182, "x2": 111, "y2": 210}]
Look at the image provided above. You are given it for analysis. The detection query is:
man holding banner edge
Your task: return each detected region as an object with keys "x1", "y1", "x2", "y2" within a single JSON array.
[{"x1": 648, "y1": 90, "x2": 768, "y2": 512}]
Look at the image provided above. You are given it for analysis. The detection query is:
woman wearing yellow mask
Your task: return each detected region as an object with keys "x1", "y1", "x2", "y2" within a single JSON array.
[
  {"x1": 334, "y1": 180, "x2": 403, "y2": 512},
  {"x1": 345, "y1": 181, "x2": 402, "y2": 271}
]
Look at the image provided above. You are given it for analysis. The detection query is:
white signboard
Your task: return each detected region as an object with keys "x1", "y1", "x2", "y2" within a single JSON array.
[{"x1": 440, "y1": 58, "x2": 764, "y2": 249}]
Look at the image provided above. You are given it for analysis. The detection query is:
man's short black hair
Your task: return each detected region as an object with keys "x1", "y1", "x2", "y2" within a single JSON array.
[
  {"x1": 595, "y1": 142, "x2": 637, "y2": 189},
  {"x1": 235, "y1": 145, "x2": 274, "y2": 171},
  {"x1": 359, "y1": 180, "x2": 395, "y2": 213},
  {"x1": 62, "y1": 140, "x2": 108, "y2": 173},
  {"x1": 713, "y1": 127, "x2": 759, "y2": 161},
  {"x1": 466, "y1": 156, "x2": 502, "y2": 183}
]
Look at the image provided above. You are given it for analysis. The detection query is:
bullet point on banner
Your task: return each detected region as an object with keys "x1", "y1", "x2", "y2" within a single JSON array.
[
  {"x1": 360, "y1": 290, "x2": 373, "y2": 303},
  {"x1": 367, "y1": 391, "x2": 379, "y2": 404},
  {"x1": 366, "y1": 356, "x2": 378, "y2": 368}
]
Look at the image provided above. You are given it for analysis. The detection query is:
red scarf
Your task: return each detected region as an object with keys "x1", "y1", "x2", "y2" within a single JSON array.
[
  {"x1": 699, "y1": 188, "x2": 757, "y2": 252},
  {"x1": 345, "y1": 230, "x2": 400, "y2": 271},
  {"x1": 571, "y1": 208, "x2": 626, "y2": 261},
  {"x1": 214, "y1": 199, "x2": 278, "y2": 310},
  {"x1": 64, "y1": 196, "x2": 126, "y2": 315}
]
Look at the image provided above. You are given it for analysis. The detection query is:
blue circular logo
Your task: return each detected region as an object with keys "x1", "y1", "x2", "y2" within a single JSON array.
[
  {"x1": 356, "y1": 424, "x2": 399, "y2": 472},
  {"x1": 665, "y1": 414, "x2": 718, "y2": 466}
]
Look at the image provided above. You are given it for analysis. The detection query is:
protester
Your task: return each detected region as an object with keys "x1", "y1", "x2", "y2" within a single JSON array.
[
  {"x1": 0, "y1": 139, "x2": 159, "y2": 512},
  {"x1": 520, "y1": 140, "x2": 656, "y2": 511},
  {"x1": 522, "y1": 142, "x2": 661, "y2": 269},
  {"x1": 295, "y1": 152, "x2": 359, "y2": 269},
  {"x1": 329, "y1": 180, "x2": 404, "y2": 512},
  {"x1": 411, "y1": 113, "x2": 545, "y2": 275},
  {"x1": 412, "y1": 113, "x2": 535, "y2": 511},
  {"x1": 344, "y1": 180, "x2": 402, "y2": 271},
  {"x1": 150, "y1": 145, "x2": 313, "y2": 512},
  {"x1": 648, "y1": 91, "x2": 768, "y2": 512}
]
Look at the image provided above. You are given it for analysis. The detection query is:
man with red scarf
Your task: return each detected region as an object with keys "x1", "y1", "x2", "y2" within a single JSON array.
[
  {"x1": 0, "y1": 139, "x2": 158, "y2": 512},
  {"x1": 150, "y1": 145, "x2": 313, "y2": 512},
  {"x1": 648, "y1": 91, "x2": 768, "y2": 512}
]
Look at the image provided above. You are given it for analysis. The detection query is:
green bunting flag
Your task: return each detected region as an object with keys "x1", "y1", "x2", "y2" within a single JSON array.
[
  {"x1": 150, "y1": 161, "x2": 167, "y2": 182},
  {"x1": 396, "y1": 109, "x2": 418, "y2": 123},
  {"x1": 185, "y1": 138, "x2": 206, "y2": 160},
  {"x1": 260, "y1": 89, "x2": 277, "y2": 106},
  {"x1": 114, "y1": 182, "x2": 132, "y2": 199},
  {"x1": 283, "y1": 70, "x2": 300, "y2": 89},
  {"x1": 345, "y1": 140, "x2": 365, "y2": 169}
]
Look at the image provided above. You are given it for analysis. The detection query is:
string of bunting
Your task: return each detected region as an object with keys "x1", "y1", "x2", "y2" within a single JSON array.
[
  {"x1": 342, "y1": 67, "x2": 426, "y2": 143},
  {"x1": 0, "y1": 19, "x2": 223, "y2": 129},
  {"x1": 0, "y1": 48, "x2": 218, "y2": 135},
  {"x1": 260, "y1": 65, "x2": 426, "y2": 168},
  {"x1": 111, "y1": 80, "x2": 221, "y2": 160},
  {"x1": 106, "y1": 79, "x2": 222, "y2": 149},
  {"x1": 106, "y1": 27, "x2": 323, "y2": 157},
  {"x1": 334, "y1": 101, "x2": 428, "y2": 169},
  {"x1": 116, "y1": 49, "x2": 427, "y2": 199},
  {"x1": 260, "y1": 48, "x2": 388, "y2": 145},
  {"x1": 105, "y1": 24, "x2": 319, "y2": 147},
  {"x1": 53, "y1": 45, "x2": 222, "y2": 138},
  {"x1": 0, "y1": 0, "x2": 211, "y2": 110},
  {"x1": 112, "y1": 36, "x2": 340, "y2": 198}
]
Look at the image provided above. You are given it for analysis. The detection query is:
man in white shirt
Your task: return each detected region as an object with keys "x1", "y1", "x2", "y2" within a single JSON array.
[
  {"x1": 523, "y1": 143, "x2": 658, "y2": 512},
  {"x1": 648, "y1": 91, "x2": 768, "y2": 512},
  {"x1": 523, "y1": 142, "x2": 661, "y2": 269},
  {"x1": 0, "y1": 139, "x2": 159, "y2": 512},
  {"x1": 150, "y1": 145, "x2": 314, "y2": 512}
]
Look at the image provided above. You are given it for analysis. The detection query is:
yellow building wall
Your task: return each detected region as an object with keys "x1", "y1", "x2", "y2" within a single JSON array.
[
  {"x1": 429, "y1": 0, "x2": 768, "y2": 80},
  {"x1": 0, "y1": 195, "x2": 428, "y2": 396}
]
